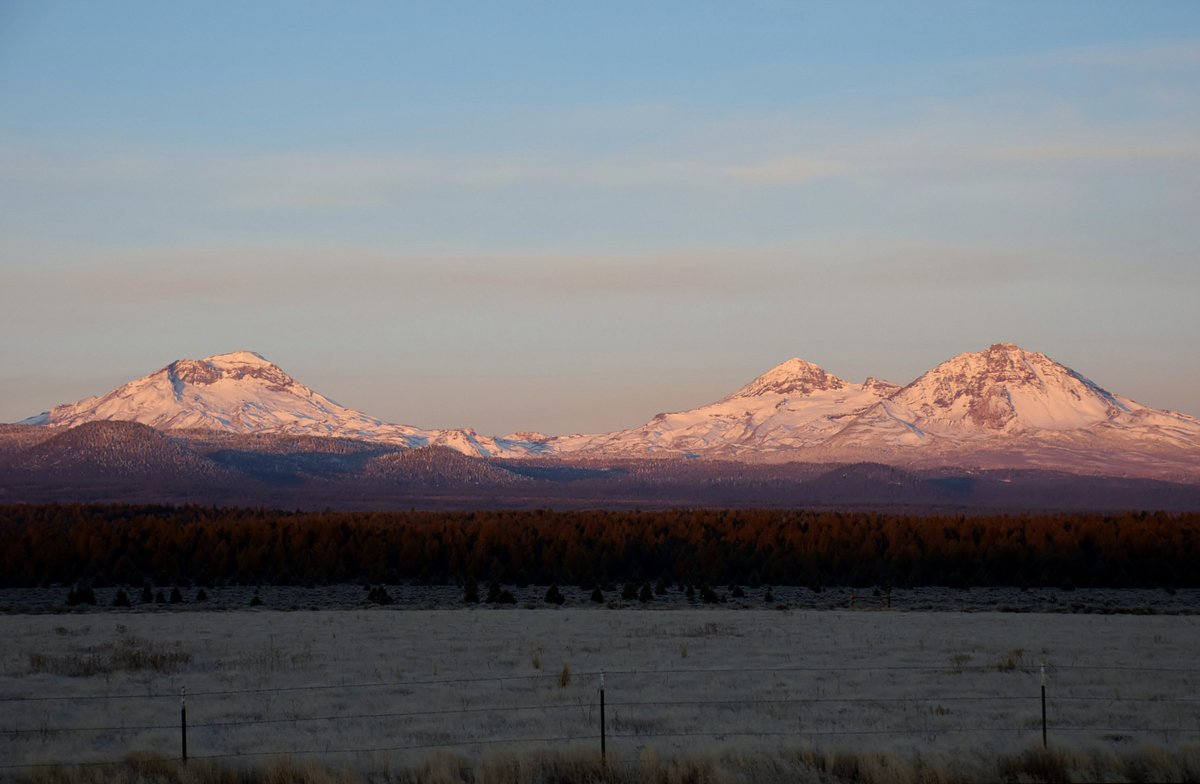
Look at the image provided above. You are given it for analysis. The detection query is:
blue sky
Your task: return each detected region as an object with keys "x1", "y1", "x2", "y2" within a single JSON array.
[{"x1": 2, "y1": 1, "x2": 1199, "y2": 433}]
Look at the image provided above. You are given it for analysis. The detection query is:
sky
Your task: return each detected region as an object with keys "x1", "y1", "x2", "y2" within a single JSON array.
[{"x1": 2, "y1": 1, "x2": 1199, "y2": 434}]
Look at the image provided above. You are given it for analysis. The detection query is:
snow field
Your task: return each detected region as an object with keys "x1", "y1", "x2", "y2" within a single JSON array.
[{"x1": 1, "y1": 609, "x2": 1197, "y2": 775}]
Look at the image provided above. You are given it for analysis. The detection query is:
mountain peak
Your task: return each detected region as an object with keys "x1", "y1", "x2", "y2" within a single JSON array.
[
  {"x1": 17, "y1": 351, "x2": 548, "y2": 459},
  {"x1": 728, "y1": 358, "x2": 847, "y2": 399},
  {"x1": 204, "y1": 350, "x2": 273, "y2": 366},
  {"x1": 891, "y1": 344, "x2": 1127, "y2": 431}
]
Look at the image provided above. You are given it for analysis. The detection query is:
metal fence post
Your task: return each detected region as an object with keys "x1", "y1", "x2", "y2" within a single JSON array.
[
  {"x1": 1040, "y1": 661, "x2": 1047, "y2": 749},
  {"x1": 600, "y1": 671, "x2": 606, "y2": 763},
  {"x1": 181, "y1": 686, "x2": 188, "y2": 763}
]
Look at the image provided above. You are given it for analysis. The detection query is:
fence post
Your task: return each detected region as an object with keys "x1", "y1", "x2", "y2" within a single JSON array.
[
  {"x1": 1040, "y1": 661, "x2": 1047, "y2": 749},
  {"x1": 600, "y1": 671, "x2": 606, "y2": 763},
  {"x1": 181, "y1": 686, "x2": 188, "y2": 763}
]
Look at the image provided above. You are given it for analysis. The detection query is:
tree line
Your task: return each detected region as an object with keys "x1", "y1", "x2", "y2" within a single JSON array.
[{"x1": 0, "y1": 504, "x2": 1196, "y2": 590}]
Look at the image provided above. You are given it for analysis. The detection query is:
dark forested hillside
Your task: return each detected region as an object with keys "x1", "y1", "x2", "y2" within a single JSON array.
[
  {"x1": 1, "y1": 504, "x2": 1196, "y2": 590},
  {"x1": 4, "y1": 423, "x2": 1200, "y2": 512}
]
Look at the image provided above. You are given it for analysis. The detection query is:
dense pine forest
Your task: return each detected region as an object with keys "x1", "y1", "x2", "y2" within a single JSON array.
[{"x1": 0, "y1": 504, "x2": 1197, "y2": 590}]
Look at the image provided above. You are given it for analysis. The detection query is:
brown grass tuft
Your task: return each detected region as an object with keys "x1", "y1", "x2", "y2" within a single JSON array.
[{"x1": 28, "y1": 637, "x2": 191, "y2": 677}]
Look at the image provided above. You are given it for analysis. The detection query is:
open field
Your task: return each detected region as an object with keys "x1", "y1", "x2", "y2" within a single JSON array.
[
  {"x1": 2, "y1": 608, "x2": 1198, "y2": 781},
  {"x1": 3, "y1": 584, "x2": 1200, "y2": 614}
]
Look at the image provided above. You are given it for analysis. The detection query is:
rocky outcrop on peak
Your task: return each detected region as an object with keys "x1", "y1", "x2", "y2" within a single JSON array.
[
  {"x1": 728, "y1": 358, "x2": 848, "y2": 398},
  {"x1": 168, "y1": 358, "x2": 296, "y2": 392}
]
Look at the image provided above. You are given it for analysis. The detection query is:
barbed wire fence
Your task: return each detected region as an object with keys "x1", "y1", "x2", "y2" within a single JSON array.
[{"x1": 2, "y1": 662, "x2": 1198, "y2": 772}]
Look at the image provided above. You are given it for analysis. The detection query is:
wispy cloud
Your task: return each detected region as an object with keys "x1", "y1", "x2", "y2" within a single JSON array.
[
  {"x1": 990, "y1": 139, "x2": 1200, "y2": 165},
  {"x1": 2, "y1": 241, "x2": 1069, "y2": 316},
  {"x1": 210, "y1": 152, "x2": 846, "y2": 211},
  {"x1": 4, "y1": 63, "x2": 1198, "y2": 216},
  {"x1": 725, "y1": 157, "x2": 843, "y2": 184},
  {"x1": 14, "y1": 245, "x2": 787, "y2": 302},
  {"x1": 1005, "y1": 37, "x2": 1200, "y2": 72}
]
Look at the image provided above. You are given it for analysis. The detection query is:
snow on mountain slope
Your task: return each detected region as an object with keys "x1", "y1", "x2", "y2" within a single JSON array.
[
  {"x1": 547, "y1": 344, "x2": 1199, "y2": 479},
  {"x1": 13, "y1": 344, "x2": 1200, "y2": 480},
  {"x1": 19, "y1": 352, "x2": 545, "y2": 458},
  {"x1": 885, "y1": 343, "x2": 1133, "y2": 433},
  {"x1": 814, "y1": 344, "x2": 1200, "y2": 479},
  {"x1": 551, "y1": 358, "x2": 898, "y2": 458}
]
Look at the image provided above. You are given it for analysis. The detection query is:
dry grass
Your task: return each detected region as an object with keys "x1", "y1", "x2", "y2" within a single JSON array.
[
  {"x1": 27, "y1": 637, "x2": 191, "y2": 677},
  {"x1": 995, "y1": 648, "x2": 1026, "y2": 672},
  {"x1": 12, "y1": 743, "x2": 1200, "y2": 784}
]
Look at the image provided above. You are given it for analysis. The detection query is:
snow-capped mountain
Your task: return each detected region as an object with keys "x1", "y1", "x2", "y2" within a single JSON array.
[
  {"x1": 551, "y1": 344, "x2": 1200, "y2": 479},
  {"x1": 809, "y1": 344, "x2": 1200, "y2": 479},
  {"x1": 887, "y1": 343, "x2": 1136, "y2": 433},
  {"x1": 20, "y1": 351, "x2": 545, "y2": 458},
  {"x1": 14, "y1": 344, "x2": 1200, "y2": 480},
  {"x1": 549, "y1": 358, "x2": 897, "y2": 458}
]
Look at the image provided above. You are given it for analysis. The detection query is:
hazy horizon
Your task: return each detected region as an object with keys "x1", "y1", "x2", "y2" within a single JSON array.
[{"x1": 3, "y1": 2, "x2": 1199, "y2": 433}]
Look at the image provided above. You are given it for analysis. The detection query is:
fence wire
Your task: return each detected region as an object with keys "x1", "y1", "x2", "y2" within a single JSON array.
[{"x1": 3, "y1": 663, "x2": 1198, "y2": 771}]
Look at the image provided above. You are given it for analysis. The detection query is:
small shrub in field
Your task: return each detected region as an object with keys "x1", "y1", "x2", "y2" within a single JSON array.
[
  {"x1": 730, "y1": 584, "x2": 745, "y2": 598},
  {"x1": 590, "y1": 585, "x2": 604, "y2": 603},
  {"x1": 140, "y1": 584, "x2": 153, "y2": 604},
  {"x1": 154, "y1": 590, "x2": 166, "y2": 604},
  {"x1": 700, "y1": 584, "x2": 720, "y2": 604},
  {"x1": 544, "y1": 584, "x2": 565, "y2": 605},
  {"x1": 679, "y1": 642, "x2": 688, "y2": 659},
  {"x1": 195, "y1": 588, "x2": 208, "y2": 602},
  {"x1": 169, "y1": 587, "x2": 184, "y2": 604},
  {"x1": 557, "y1": 663, "x2": 571, "y2": 688},
  {"x1": 249, "y1": 592, "x2": 263, "y2": 607},
  {"x1": 463, "y1": 577, "x2": 480, "y2": 604},
  {"x1": 996, "y1": 648, "x2": 1025, "y2": 672},
  {"x1": 639, "y1": 583, "x2": 652, "y2": 603},
  {"x1": 66, "y1": 585, "x2": 96, "y2": 606},
  {"x1": 112, "y1": 590, "x2": 131, "y2": 608},
  {"x1": 622, "y1": 582, "x2": 637, "y2": 601},
  {"x1": 655, "y1": 577, "x2": 669, "y2": 595},
  {"x1": 486, "y1": 582, "x2": 516, "y2": 604},
  {"x1": 367, "y1": 586, "x2": 392, "y2": 605},
  {"x1": 531, "y1": 648, "x2": 543, "y2": 669},
  {"x1": 763, "y1": 586, "x2": 775, "y2": 603}
]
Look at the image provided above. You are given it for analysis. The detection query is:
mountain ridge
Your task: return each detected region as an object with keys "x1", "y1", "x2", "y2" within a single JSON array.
[{"x1": 13, "y1": 344, "x2": 1200, "y2": 481}]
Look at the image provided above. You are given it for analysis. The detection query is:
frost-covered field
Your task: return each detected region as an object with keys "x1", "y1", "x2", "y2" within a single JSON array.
[{"x1": 2, "y1": 608, "x2": 1198, "y2": 776}]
